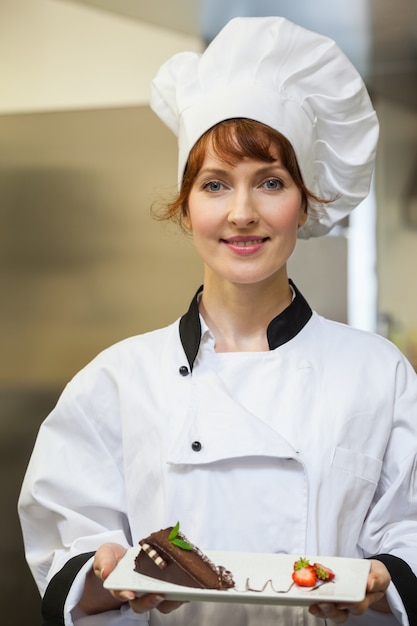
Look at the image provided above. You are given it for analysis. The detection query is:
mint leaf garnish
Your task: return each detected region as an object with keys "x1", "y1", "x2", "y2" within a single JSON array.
[
  {"x1": 168, "y1": 522, "x2": 193, "y2": 550},
  {"x1": 168, "y1": 521, "x2": 180, "y2": 542},
  {"x1": 171, "y1": 538, "x2": 193, "y2": 550}
]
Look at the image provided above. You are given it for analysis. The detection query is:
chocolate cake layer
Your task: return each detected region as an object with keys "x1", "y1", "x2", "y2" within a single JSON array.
[{"x1": 134, "y1": 526, "x2": 234, "y2": 590}]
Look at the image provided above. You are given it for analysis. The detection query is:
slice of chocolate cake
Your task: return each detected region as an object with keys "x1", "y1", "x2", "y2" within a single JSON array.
[{"x1": 134, "y1": 522, "x2": 234, "y2": 590}]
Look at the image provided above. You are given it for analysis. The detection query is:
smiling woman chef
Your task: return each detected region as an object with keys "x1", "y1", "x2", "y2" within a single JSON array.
[{"x1": 18, "y1": 16, "x2": 417, "y2": 626}]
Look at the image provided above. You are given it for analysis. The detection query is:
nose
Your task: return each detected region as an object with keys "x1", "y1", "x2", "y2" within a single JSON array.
[{"x1": 227, "y1": 189, "x2": 259, "y2": 227}]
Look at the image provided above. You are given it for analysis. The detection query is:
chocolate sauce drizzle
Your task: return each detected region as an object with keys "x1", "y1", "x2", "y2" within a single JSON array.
[
  {"x1": 233, "y1": 578, "x2": 334, "y2": 594},
  {"x1": 243, "y1": 579, "x2": 294, "y2": 594}
]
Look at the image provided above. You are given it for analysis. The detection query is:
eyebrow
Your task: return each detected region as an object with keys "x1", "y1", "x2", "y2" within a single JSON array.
[
  {"x1": 196, "y1": 167, "x2": 231, "y2": 179},
  {"x1": 197, "y1": 163, "x2": 288, "y2": 178}
]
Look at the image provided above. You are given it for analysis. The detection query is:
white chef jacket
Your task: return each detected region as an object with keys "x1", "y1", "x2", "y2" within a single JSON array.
[{"x1": 18, "y1": 283, "x2": 417, "y2": 626}]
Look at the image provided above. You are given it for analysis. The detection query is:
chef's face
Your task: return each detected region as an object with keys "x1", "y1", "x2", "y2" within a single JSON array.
[{"x1": 185, "y1": 140, "x2": 307, "y2": 287}]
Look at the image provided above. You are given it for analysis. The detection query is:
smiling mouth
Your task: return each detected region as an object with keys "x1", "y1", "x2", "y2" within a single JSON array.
[{"x1": 222, "y1": 237, "x2": 269, "y2": 246}]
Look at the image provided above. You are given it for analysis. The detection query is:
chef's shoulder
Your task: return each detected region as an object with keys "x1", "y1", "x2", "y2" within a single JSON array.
[
  {"x1": 63, "y1": 319, "x2": 182, "y2": 399},
  {"x1": 313, "y1": 312, "x2": 414, "y2": 372}
]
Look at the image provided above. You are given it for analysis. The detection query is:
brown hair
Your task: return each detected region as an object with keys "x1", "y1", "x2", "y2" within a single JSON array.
[{"x1": 153, "y1": 118, "x2": 331, "y2": 230}]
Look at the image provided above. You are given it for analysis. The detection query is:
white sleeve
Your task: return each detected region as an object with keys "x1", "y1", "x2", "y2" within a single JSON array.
[
  {"x1": 359, "y1": 355, "x2": 417, "y2": 625},
  {"x1": 18, "y1": 365, "x2": 131, "y2": 597}
]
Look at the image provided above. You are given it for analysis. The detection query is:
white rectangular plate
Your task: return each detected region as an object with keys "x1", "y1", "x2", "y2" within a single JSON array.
[{"x1": 104, "y1": 548, "x2": 370, "y2": 606}]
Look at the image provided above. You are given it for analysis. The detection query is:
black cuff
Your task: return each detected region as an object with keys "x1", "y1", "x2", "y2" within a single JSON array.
[
  {"x1": 371, "y1": 554, "x2": 417, "y2": 625},
  {"x1": 42, "y1": 552, "x2": 95, "y2": 626}
]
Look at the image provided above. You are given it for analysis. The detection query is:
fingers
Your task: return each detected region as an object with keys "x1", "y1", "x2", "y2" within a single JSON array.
[
  {"x1": 156, "y1": 600, "x2": 186, "y2": 614},
  {"x1": 308, "y1": 560, "x2": 392, "y2": 622},
  {"x1": 128, "y1": 594, "x2": 184, "y2": 614},
  {"x1": 309, "y1": 603, "x2": 350, "y2": 623},
  {"x1": 90, "y1": 544, "x2": 183, "y2": 615},
  {"x1": 93, "y1": 543, "x2": 128, "y2": 581},
  {"x1": 367, "y1": 559, "x2": 391, "y2": 595},
  {"x1": 127, "y1": 593, "x2": 165, "y2": 613}
]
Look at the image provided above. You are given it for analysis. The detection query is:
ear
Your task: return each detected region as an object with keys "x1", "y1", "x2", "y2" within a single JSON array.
[
  {"x1": 298, "y1": 201, "x2": 308, "y2": 227},
  {"x1": 182, "y1": 208, "x2": 192, "y2": 230}
]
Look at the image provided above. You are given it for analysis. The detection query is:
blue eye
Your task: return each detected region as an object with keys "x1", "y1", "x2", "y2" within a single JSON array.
[
  {"x1": 203, "y1": 180, "x2": 224, "y2": 192},
  {"x1": 263, "y1": 178, "x2": 283, "y2": 190}
]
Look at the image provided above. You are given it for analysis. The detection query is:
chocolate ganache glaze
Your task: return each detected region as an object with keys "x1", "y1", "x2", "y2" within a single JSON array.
[{"x1": 134, "y1": 524, "x2": 234, "y2": 590}]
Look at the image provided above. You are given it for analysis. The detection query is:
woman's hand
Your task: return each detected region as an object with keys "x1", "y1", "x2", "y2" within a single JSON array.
[
  {"x1": 78, "y1": 543, "x2": 182, "y2": 615},
  {"x1": 308, "y1": 559, "x2": 391, "y2": 623}
]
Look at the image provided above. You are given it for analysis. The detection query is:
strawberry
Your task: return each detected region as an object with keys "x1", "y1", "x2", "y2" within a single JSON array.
[
  {"x1": 313, "y1": 562, "x2": 336, "y2": 581},
  {"x1": 292, "y1": 557, "x2": 317, "y2": 587}
]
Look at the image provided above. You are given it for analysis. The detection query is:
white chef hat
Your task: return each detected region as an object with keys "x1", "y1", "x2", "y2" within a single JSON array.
[{"x1": 151, "y1": 16, "x2": 379, "y2": 238}]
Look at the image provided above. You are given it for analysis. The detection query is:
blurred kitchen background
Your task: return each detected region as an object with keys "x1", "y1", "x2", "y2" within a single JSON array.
[{"x1": 0, "y1": 0, "x2": 416, "y2": 622}]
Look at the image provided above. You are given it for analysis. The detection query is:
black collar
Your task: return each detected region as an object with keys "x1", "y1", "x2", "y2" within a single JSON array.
[{"x1": 179, "y1": 280, "x2": 312, "y2": 371}]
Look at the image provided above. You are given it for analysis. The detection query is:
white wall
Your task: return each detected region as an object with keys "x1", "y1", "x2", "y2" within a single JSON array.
[
  {"x1": 376, "y1": 98, "x2": 417, "y2": 367},
  {"x1": 0, "y1": 0, "x2": 202, "y2": 114}
]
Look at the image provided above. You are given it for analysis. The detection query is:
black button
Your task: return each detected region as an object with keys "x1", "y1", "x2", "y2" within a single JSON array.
[
  {"x1": 191, "y1": 441, "x2": 202, "y2": 451},
  {"x1": 179, "y1": 365, "x2": 189, "y2": 376}
]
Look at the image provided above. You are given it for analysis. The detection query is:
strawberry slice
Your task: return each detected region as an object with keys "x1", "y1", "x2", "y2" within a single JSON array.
[
  {"x1": 292, "y1": 557, "x2": 318, "y2": 587},
  {"x1": 314, "y1": 562, "x2": 336, "y2": 581}
]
